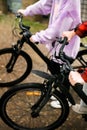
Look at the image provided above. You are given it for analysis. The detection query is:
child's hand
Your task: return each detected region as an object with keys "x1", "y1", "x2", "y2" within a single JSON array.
[
  {"x1": 17, "y1": 9, "x2": 25, "y2": 15},
  {"x1": 69, "y1": 71, "x2": 85, "y2": 86},
  {"x1": 30, "y1": 36, "x2": 35, "y2": 43},
  {"x1": 62, "y1": 30, "x2": 76, "y2": 41}
]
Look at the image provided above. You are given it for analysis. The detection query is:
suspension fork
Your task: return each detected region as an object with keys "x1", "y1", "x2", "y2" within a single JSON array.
[
  {"x1": 31, "y1": 80, "x2": 53, "y2": 118},
  {"x1": 6, "y1": 37, "x2": 25, "y2": 72},
  {"x1": 6, "y1": 50, "x2": 19, "y2": 72}
]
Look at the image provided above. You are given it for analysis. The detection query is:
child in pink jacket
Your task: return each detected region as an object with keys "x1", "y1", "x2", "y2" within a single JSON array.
[
  {"x1": 18, "y1": 0, "x2": 81, "y2": 59},
  {"x1": 18, "y1": 0, "x2": 81, "y2": 108}
]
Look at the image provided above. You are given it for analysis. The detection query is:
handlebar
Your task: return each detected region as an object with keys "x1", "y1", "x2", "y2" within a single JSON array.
[
  {"x1": 15, "y1": 13, "x2": 39, "y2": 43},
  {"x1": 56, "y1": 37, "x2": 74, "y2": 71},
  {"x1": 16, "y1": 13, "x2": 31, "y2": 32},
  {"x1": 16, "y1": 13, "x2": 23, "y2": 19}
]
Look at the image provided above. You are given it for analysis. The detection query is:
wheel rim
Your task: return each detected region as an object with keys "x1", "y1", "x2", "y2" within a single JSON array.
[{"x1": 1, "y1": 84, "x2": 69, "y2": 130}]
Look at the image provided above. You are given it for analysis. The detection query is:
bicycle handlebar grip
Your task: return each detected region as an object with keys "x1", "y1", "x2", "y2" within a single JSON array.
[
  {"x1": 72, "y1": 83, "x2": 87, "y2": 105},
  {"x1": 16, "y1": 13, "x2": 23, "y2": 19},
  {"x1": 57, "y1": 37, "x2": 68, "y2": 44}
]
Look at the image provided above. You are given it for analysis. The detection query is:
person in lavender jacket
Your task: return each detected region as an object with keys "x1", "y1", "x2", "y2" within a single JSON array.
[
  {"x1": 18, "y1": 0, "x2": 81, "y2": 58},
  {"x1": 18, "y1": 0, "x2": 81, "y2": 108}
]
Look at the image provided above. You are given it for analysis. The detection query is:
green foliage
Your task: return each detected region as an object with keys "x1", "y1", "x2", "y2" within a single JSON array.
[
  {"x1": 0, "y1": 14, "x2": 48, "y2": 33},
  {"x1": 23, "y1": 19, "x2": 47, "y2": 33},
  {"x1": 0, "y1": 14, "x2": 5, "y2": 21}
]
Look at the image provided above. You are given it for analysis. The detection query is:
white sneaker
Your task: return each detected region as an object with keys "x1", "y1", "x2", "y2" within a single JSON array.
[
  {"x1": 50, "y1": 100, "x2": 61, "y2": 108},
  {"x1": 72, "y1": 104, "x2": 87, "y2": 114},
  {"x1": 50, "y1": 100, "x2": 72, "y2": 109},
  {"x1": 50, "y1": 96, "x2": 57, "y2": 100}
]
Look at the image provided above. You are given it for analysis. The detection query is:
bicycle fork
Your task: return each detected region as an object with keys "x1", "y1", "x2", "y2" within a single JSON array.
[
  {"x1": 6, "y1": 38, "x2": 25, "y2": 73},
  {"x1": 31, "y1": 81, "x2": 53, "y2": 118},
  {"x1": 6, "y1": 51, "x2": 19, "y2": 72}
]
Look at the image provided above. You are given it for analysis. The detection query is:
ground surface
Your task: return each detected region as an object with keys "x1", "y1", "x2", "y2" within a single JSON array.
[{"x1": 0, "y1": 16, "x2": 87, "y2": 130}]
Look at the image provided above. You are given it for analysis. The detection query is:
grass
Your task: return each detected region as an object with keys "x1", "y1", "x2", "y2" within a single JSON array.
[
  {"x1": 0, "y1": 13, "x2": 48, "y2": 33},
  {"x1": 0, "y1": 14, "x2": 7, "y2": 21},
  {"x1": 23, "y1": 18, "x2": 48, "y2": 33}
]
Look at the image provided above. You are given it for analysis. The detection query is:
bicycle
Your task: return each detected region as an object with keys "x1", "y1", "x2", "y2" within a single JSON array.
[
  {"x1": 0, "y1": 36, "x2": 87, "y2": 130},
  {"x1": 0, "y1": 13, "x2": 87, "y2": 87}
]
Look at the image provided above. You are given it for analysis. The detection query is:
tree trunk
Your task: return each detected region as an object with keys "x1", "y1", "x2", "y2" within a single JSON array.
[{"x1": 0, "y1": 0, "x2": 8, "y2": 14}]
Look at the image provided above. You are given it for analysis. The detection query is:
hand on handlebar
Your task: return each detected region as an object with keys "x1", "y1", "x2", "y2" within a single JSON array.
[
  {"x1": 69, "y1": 71, "x2": 85, "y2": 86},
  {"x1": 30, "y1": 36, "x2": 39, "y2": 44},
  {"x1": 62, "y1": 30, "x2": 76, "y2": 41},
  {"x1": 15, "y1": 12, "x2": 39, "y2": 44},
  {"x1": 17, "y1": 9, "x2": 25, "y2": 16},
  {"x1": 30, "y1": 36, "x2": 35, "y2": 43}
]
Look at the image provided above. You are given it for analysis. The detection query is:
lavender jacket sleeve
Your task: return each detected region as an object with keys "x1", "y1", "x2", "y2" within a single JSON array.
[
  {"x1": 23, "y1": 0, "x2": 81, "y2": 44},
  {"x1": 23, "y1": 0, "x2": 52, "y2": 16}
]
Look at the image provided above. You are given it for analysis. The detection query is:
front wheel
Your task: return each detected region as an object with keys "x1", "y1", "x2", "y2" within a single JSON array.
[
  {"x1": 0, "y1": 48, "x2": 32, "y2": 87},
  {"x1": 0, "y1": 83, "x2": 69, "y2": 130}
]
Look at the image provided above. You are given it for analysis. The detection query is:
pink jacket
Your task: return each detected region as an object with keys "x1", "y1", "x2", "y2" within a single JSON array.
[{"x1": 23, "y1": 0, "x2": 81, "y2": 58}]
